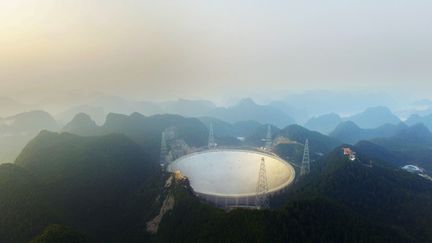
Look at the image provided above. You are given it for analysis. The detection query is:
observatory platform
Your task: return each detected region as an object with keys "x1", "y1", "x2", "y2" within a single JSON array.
[{"x1": 168, "y1": 149, "x2": 296, "y2": 208}]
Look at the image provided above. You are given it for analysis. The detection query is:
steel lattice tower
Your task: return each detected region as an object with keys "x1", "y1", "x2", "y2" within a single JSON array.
[
  {"x1": 208, "y1": 123, "x2": 216, "y2": 149},
  {"x1": 256, "y1": 157, "x2": 269, "y2": 209},
  {"x1": 264, "y1": 125, "x2": 273, "y2": 151},
  {"x1": 300, "y1": 139, "x2": 310, "y2": 176},
  {"x1": 160, "y1": 132, "x2": 168, "y2": 168}
]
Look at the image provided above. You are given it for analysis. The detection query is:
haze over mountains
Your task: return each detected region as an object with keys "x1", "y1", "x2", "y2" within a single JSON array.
[
  {"x1": 0, "y1": 97, "x2": 34, "y2": 117},
  {"x1": 0, "y1": 111, "x2": 59, "y2": 163},
  {"x1": 2, "y1": 91, "x2": 431, "y2": 125},
  {"x1": 1, "y1": 92, "x2": 432, "y2": 165},
  {"x1": 329, "y1": 121, "x2": 407, "y2": 144},
  {"x1": 304, "y1": 106, "x2": 402, "y2": 134},
  {"x1": 2, "y1": 93, "x2": 432, "y2": 170},
  {"x1": 1, "y1": 92, "x2": 432, "y2": 242}
]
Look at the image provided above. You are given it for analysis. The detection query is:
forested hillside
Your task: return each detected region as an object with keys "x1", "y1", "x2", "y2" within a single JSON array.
[
  {"x1": 1, "y1": 122, "x2": 432, "y2": 243},
  {"x1": 1, "y1": 131, "x2": 162, "y2": 243}
]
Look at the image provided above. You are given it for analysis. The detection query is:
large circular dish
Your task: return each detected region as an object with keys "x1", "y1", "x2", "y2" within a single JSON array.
[{"x1": 168, "y1": 149, "x2": 295, "y2": 198}]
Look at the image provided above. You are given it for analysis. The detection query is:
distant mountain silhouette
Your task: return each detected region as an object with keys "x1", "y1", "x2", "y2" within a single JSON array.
[
  {"x1": 56, "y1": 105, "x2": 106, "y2": 125},
  {"x1": 411, "y1": 99, "x2": 432, "y2": 107},
  {"x1": 135, "y1": 99, "x2": 217, "y2": 117},
  {"x1": 0, "y1": 111, "x2": 59, "y2": 163},
  {"x1": 62, "y1": 113, "x2": 99, "y2": 136},
  {"x1": 84, "y1": 96, "x2": 218, "y2": 118},
  {"x1": 280, "y1": 91, "x2": 396, "y2": 117},
  {"x1": 370, "y1": 123, "x2": 432, "y2": 171},
  {"x1": 133, "y1": 101, "x2": 162, "y2": 115},
  {"x1": 56, "y1": 95, "x2": 384, "y2": 127},
  {"x1": 302, "y1": 107, "x2": 402, "y2": 135},
  {"x1": 396, "y1": 99, "x2": 432, "y2": 119},
  {"x1": 0, "y1": 96, "x2": 31, "y2": 117},
  {"x1": 89, "y1": 96, "x2": 136, "y2": 115},
  {"x1": 268, "y1": 101, "x2": 309, "y2": 124},
  {"x1": 346, "y1": 106, "x2": 401, "y2": 129},
  {"x1": 63, "y1": 112, "x2": 208, "y2": 159},
  {"x1": 159, "y1": 99, "x2": 216, "y2": 117},
  {"x1": 373, "y1": 123, "x2": 432, "y2": 149},
  {"x1": 198, "y1": 116, "x2": 261, "y2": 138},
  {"x1": 330, "y1": 121, "x2": 407, "y2": 144},
  {"x1": 0, "y1": 111, "x2": 58, "y2": 132},
  {"x1": 405, "y1": 113, "x2": 432, "y2": 131},
  {"x1": 207, "y1": 98, "x2": 295, "y2": 128},
  {"x1": 304, "y1": 113, "x2": 342, "y2": 134}
]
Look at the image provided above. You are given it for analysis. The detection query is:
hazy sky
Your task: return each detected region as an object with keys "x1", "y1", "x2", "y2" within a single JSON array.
[{"x1": 1, "y1": 0, "x2": 432, "y2": 102}]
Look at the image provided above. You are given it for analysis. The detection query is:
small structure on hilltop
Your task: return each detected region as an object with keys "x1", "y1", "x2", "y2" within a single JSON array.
[{"x1": 343, "y1": 147, "x2": 357, "y2": 161}]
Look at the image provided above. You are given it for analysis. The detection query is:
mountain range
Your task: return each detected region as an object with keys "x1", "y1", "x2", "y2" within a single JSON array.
[
  {"x1": 348, "y1": 106, "x2": 401, "y2": 129},
  {"x1": 206, "y1": 98, "x2": 295, "y2": 128},
  {"x1": 1, "y1": 112, "x2": 432, "y2": 242},
  {"x1": 329, "y1": 121, "x2": 407, "y2": 144},
  {"x1": 304, "y1": 113, "x2": 343, "y2": 134},
  {"x1": 370, "y1": 124, "x2": 432, "y2": 171},
  {"x1": 55, "y1": 105, "x2": 106, "y2": 125},
  {"x1": 0, "y1": 97, "x2": 32, "y2": 117},
  {"x1": 0, "y1": 111, "x2": 59, "y2": 163},
  {"x1": 405, "y1": 113, "x2": 432, "y2": 131},
  {"x1": 305, "y1": 106, "x2": 402, "y2": 134},
  {"x1": 4, "y1": 94, "x2": 430, "y2": 134},
  {"x1": 63, "y1": 112, "x2": 208, "y2": 159},
  {"x1": 53, "y1": 97, "x2": 296, "y2": 128}
]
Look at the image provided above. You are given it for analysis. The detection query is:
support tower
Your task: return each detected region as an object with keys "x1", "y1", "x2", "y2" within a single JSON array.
[
  {"x1": 300, "y1": 139, "x2": 310, "y2": 176},
  {"x1": 160, "y1": 132, "x2": 168, "y2": 168},
  {"x1": 256, "y1": 157, "x2": 269, "y2": 209},
  {"x1": 264, "y1": 125, "x2": 273, "y2": 151},
  {"x1": 208, "y1": 123, "x2": 217, "y2": 149}
]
